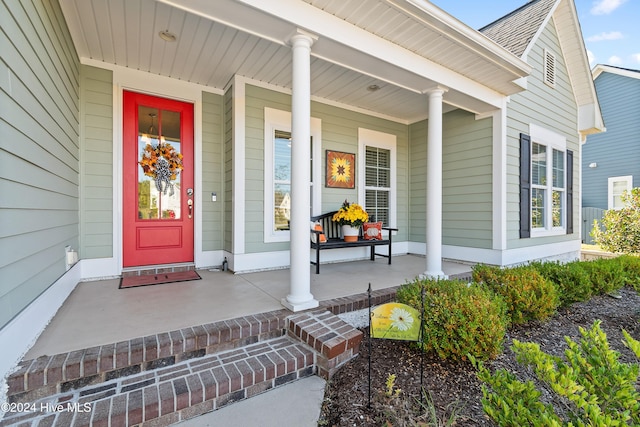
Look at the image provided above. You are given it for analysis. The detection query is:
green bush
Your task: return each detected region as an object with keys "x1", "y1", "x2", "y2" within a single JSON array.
[
  {"x1": 475, "y1": 320, "x2": 640, "y2": 426},
  {"x1": 577, "y1": 258, "x2": 625, "y2": 295},
  {"x1": 528, "y1": 261, "x2": 592, "y2": 307},
  {"x1": 472, "y1": 265, "x2": 559, "y2": 325},
  {"x1": 396, "y1": 278, "x2": 507, "y2": 362},
  {"x1": 615, "y1": 255, "x2": 640, "y2": 292},
  {"x1": 592, "y1": 187, "x2": 640, "y2": 254}
]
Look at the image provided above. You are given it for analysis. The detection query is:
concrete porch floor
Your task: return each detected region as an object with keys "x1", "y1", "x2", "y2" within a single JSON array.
[{"x1": 26, "y1": 255, "x2": 472, "y2": 359}]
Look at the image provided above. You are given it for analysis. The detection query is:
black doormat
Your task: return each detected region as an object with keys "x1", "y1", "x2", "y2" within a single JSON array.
[{"x1": 119, "y1": 270, "x2": 201, "y2": 289}]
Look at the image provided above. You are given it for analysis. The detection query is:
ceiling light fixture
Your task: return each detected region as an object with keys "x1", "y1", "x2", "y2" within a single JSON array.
[
  {"x1": 158, "y1": 30, "x2": 177, "y2": 42},
  {"x1": 367, "y1": 84, "x2": 381, "y2": 92}
]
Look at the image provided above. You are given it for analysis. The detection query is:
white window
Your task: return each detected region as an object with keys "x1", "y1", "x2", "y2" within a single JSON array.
[
  {"x1": 264, "y1": 108, "x2": 321, "y2": 242},
  {"x1": 358, "y1": 128, "x2": 396, "y2": 228},
  {"x1": 608, "y1": 176, "x2": 633, "y2": 209},
  {"x1": 530, "y1": 124, "x2": 566, "y2": 236}
]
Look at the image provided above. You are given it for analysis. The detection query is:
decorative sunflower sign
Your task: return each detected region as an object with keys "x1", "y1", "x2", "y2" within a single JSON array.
[
  {"x1": 139, "y1": 141, "x2": 183, "y2": 196},
  {"x1": 370, "y1": 302, "x2": 421, "y2": 341}
]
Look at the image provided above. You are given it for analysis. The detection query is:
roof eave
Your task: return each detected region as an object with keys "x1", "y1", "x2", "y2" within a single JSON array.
[{"x1": 398, "y1": 0, "x2": 532, "y2": 80}]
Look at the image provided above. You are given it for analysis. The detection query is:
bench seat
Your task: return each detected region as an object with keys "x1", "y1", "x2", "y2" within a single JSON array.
[{"x1": 310, "y1": 211, "x2": 397, "y2": 274}]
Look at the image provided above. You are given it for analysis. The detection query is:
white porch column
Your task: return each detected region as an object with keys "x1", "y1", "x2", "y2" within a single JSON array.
[
  {"x1": 424, "y1": 88, "x2": 447, "y2": 278},
  {"x1": 283, "y1": 31, "x2": 319, "y2": 311}
]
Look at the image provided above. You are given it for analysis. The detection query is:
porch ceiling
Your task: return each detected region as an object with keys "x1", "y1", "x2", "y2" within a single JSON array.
[{"x1": 60, "y1": 0, "x2": 531, "y2": 123}]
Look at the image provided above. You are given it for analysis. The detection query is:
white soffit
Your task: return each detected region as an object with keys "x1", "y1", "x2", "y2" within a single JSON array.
[{"x1": 60, "y1": 0, "x2": 530, "y2": 121}]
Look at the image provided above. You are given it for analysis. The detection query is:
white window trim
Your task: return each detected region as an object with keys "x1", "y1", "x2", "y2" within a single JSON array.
[
  {"x1": 530, "y1": 124, "x2": 566, "y2": 238},
  {"x1": 357, "y1": 128, "x2": 397, "y2": 231},
  {"x1": 608, "y1": 175, "x2": 633, "y2": 210},
  {"x1": 264, "y1": 107, "x2": 321, "y2": 243}
]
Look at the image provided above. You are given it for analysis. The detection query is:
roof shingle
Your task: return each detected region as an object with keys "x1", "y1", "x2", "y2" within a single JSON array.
[{"x1": 479, "y1": 0, "x2": 557, "y2": 57}]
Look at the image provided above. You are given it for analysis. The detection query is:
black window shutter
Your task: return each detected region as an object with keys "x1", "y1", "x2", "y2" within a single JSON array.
[
  {"x1": 566, "y1": 150, "x2": 573, "y2": 234},
  {"x1": 520, "y1": 133, "x2": 531, "y2": 238}
]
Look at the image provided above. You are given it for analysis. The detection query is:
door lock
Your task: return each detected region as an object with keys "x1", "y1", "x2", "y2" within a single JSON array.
[
  {"x1": 187, "y1": 199, "x2": 193, "y2": 219},
  {"x1": 186, "y1": 188, "x2": 194, "y2": 197}
]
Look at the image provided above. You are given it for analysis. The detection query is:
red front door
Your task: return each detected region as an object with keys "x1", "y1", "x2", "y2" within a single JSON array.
[{"x1": 123, "y1": 91, "x2": 194, "y2": 267}]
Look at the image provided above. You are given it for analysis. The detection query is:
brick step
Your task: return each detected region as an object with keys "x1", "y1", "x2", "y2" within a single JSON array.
[
  {"x1": 0, "y1": 336, "x2": 315, "y2": 426},
  {"x1": 1, "y1": 290, "x2": 395, "y2": 426},
  {"x1": 6, "y1": 310, "x2": 289, "y2": 406}
]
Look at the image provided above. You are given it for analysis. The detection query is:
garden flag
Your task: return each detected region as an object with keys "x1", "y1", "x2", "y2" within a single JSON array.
[{"x1": 370, "y1": 302, "x2": 421, "y2": 341}]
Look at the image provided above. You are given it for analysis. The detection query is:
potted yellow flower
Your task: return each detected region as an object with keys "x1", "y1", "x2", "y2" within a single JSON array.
[{"x1": 332, "y1": 200, "x2": 368, "y2": 242}]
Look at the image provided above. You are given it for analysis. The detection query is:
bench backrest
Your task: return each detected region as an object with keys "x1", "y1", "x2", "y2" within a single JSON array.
[{"x1": 311, "y1": 211, "x2": 362, "y2": 239}]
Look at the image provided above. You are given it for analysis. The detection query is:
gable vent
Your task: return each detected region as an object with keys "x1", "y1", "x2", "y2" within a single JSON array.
[{"x1": 544, "y1": 49, "x2": 556, "y2": 87}]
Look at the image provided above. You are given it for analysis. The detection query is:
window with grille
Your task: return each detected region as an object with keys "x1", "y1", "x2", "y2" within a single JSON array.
[
  {"x1": 364, "y1": 146, "x2": 391, "y2": 226},
  {"x1": 608, "y1": 176, "x2": 633, "y2": 209}
]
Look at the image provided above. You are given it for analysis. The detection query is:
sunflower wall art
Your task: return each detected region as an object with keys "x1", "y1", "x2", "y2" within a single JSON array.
[{"x1": 326, "y1": 150, "x2": 355, "y2": 188}]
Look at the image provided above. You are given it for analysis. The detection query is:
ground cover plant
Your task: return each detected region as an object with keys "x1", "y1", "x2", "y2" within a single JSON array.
[{"x1": 319, "y1": 257, "x2": 640, "y2": 426}]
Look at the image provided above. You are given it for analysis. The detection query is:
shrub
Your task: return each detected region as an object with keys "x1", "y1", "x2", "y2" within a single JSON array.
[
  {"x1": 396, "y1": 278, "x2": 507, "y2": 361},
  {"x1": 475, "y1": 320, "x2": 640, "y2": 426},
  {"x1": 592, "y1": 187, "x2": 640, "y2": 254},
  {"x1": 614, "y1": 255, "x2": 640, "y2": 292},
  {"x1": 528, "y1": 260, "x2": 592, "y2": 307},
  {"x1": 577, "y1": 258, "x2": 625, "y2": 295},
  {"x1": 472, "y1": 265, "x2": 559, "y2": 325}
]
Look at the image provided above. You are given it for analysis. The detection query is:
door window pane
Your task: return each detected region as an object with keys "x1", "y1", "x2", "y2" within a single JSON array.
[{"x1": 138, "y1": 106, "x2": 183, "y2": 220}]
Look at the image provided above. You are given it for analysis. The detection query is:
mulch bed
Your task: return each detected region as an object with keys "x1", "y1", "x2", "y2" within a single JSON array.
[{"x1": 319, "y1": 287, "x2": 640, "y2": 426}]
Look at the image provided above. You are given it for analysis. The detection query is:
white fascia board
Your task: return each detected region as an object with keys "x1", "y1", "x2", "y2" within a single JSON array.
[
  {"x1": 245, "y1": 0, "x2": 525, "y2": 101},
  {"x1": 592, "y1": 64, "x2": 640, "y2": 81},
  {"x1": 167, "y1": 0, "x2": 525, "y2": 107},
  {"x1": 578, "y1": 103, "x2": 605, "y2": 135},
  {"x1": 397, "y1": 0, "x2": 532, "y2": 75}
]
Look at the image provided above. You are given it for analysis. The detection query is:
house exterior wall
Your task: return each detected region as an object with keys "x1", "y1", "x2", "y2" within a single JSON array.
[
  {"x1": 79, "y1": 65, "x2": 113, "y2": 259},
  {"x1": 0, "y1": 0, "x2": 80, "y2": 329},
  {"x1": 582, "y1": 71, "x2": 640, "y2": 209},
  {"x1": 243, "y1": 84, "x2": 409, "y2": 255},
  {"x1": 506, "y1": 18, "x2": 580, "y2": 250},
  {"x1": 224, "y1": 87, "x2": 233, "y2": 253},
  {"x1": 408, "y1": 111, "x2": 493, "y2": 248},
  {"x1": 201, "y1": 92, "x2": 225, "y2": 252}
]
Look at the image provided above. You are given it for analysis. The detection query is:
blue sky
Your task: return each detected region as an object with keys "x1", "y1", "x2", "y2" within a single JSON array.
[{"x1": 432, "y1": 0, "x2": 640, "y2": 70}]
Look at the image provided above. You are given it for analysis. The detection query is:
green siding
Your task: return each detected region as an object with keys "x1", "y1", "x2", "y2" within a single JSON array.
[
  {"x1": 80, "y1": 65, "x2": 113, "y2": 258},
  {"x1": 0, "y1": 0, "x2": 80, "y2": 328},
  {"x1": 409, "y1": 110, "x2": 493, "y2": 248},
  {"x1": 408, "y1": 120, "x2": 428, "y2": 243},
  {"x1": 223, "y1": 87, "x2": 233, "y2": 252},
  {"x1": 202, "y1": 92, "x2": 225, "y2": 251},
  {"x1": 244, "y1": 84, "x2": 409, "y2": 254},
  {"x1": 506, "y1": 18, "x2": 580, "y2": 249}
]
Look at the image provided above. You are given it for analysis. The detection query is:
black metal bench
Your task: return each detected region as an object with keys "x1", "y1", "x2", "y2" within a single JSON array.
[{"x1": 310, "y1": 211, "x2": 398, "y2": 274}]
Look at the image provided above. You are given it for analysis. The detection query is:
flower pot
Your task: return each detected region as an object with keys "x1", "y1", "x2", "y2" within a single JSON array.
[{"x1": 341, "y1": 225, "x2": 360, "y2": 242}]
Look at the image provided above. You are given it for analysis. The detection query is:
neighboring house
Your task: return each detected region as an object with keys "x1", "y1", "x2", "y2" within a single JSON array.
[
  {"x1": 0, "y1": 0, "x2": 603, "y2": 385},
  {"x1": 582, "y1": 65, "x2": 640, "y2": 210}
]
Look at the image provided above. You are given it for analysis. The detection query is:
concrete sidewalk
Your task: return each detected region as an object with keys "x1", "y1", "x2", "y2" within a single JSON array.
[{"x1": 175, "y1": 376, "x2": 326, "y2": 426}]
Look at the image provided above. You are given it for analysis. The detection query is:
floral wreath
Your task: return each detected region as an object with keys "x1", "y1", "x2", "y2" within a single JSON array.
[{"x1": 139, "y1": 141, "x2": 183, "y2": 196}]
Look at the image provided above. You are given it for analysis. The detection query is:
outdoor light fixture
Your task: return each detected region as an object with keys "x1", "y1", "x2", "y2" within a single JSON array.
[
  {"x1": 367, "y1": 84, "x2": 380, "y2": 92},
  {"x1": 158, "y1": 30, "x2": 177, "y2": 42}
]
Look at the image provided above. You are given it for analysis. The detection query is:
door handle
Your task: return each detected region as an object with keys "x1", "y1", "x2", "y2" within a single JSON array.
[{"x1": 187, "y1": 199, "x2": 193, "y2": 219}]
